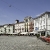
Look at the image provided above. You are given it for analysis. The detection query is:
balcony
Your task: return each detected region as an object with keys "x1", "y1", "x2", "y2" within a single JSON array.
[
  {"x1": 29, "y1": 26, "x2": 34, "y2": 29},
  {"x1": 29, "y1": 29, "x2": 33, "y2": 32},
  {"x1": 29, "y1": 23, "x2": 34, "y2": 26}
]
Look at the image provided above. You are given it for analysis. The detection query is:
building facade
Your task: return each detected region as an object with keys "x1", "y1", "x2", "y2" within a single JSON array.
[
  {"x1": 4, "y1": 24, "x2": 15, "y2": 34},
  {"x1": 0, "y1": 25, "x2": 4, "y2": 34},
  {"x1": 34, "y1": 12, "x2": 50, "y2": 36},
  {"x1": 24, "y1": 16, "x2": 34, "y2": 32},
  {"x1": 0, "y1": 11, "x2": 50, "y2": 36},
  {"x1": 15, "y1": 20, "x2": 25, "y2": 34}
]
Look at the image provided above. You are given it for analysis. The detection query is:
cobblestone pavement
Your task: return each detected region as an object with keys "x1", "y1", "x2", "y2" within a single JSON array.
[{"x1": 0, "y1": 36, "x2": 50, "y2": 50}]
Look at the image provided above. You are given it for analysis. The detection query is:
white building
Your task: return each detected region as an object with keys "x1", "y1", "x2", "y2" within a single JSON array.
[
  {"x1": 4, "y1": 24, "x2": 15, "y2": 34},
  {"x1": 15, "y1": 20, "x2": 25, "y2": 34},
  {"x1": 24, "y1": 16, "x2": 34, "y2": 32},
  {"x1": 0, "y1": 11, "x2": 50, "y2": 36},
  {"x1": 15, "y1": 17, "x2": 34, "y2": 35},
  {"x1": 0, "y1": 25, "x2": 4, "y2": 34},
  {"x1": 34, "y1": 11, "x2": 50, "y2": 36}
]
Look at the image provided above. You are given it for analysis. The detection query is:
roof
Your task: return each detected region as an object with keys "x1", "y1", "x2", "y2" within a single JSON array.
[
  {"x1": 24, "y1": 16, "x2": 32, "y2": 20},
  {"x1": 0, "y1": 25, "x2": 4, "y2": 27},
  {"x1": 15, "y1": 21, "x2": 25, "y2": 24},
  {"x1": 8, "y1": 24, "x2": 15, "y2": 26},
  {"x1": 19, "y1": 21, "x2": 24, "y2": 23},
  {"x1": 4, "y1": 23, "x2": 15, "y2": 26},
  {"x1": 33, "y1": 11, "x2": 50, "y2": 20}
]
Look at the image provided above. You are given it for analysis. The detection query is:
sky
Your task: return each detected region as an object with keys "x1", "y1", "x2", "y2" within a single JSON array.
[{"x1": 0, "y1": 0, "x2": 50, "y2": 25}]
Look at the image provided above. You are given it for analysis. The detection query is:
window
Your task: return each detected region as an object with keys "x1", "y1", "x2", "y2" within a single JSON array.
[
  {"x1": 26, "y1": 19, "x2": 28, "y2": 22},
  {"x1": 44, "y1": 20, "x2": 45, "y2": 23},
  {"x1": 43, "y1": 19, "x2": 45, "y2": 24},
  {"x1": 40, "y1": 19, "x2": 42, "y2": 25},
  {"x1": 43, "y1": 25, "x2": 45, "y2": 29},
  {"x1": 41, "y1": 26, "x2": 42, "y2": 29},
  {"x1": 38, "y1": 17, "x2": 41, "y2": 25},
  {"x1": 1, "y1": 30, "x2": 2, "y2": 32},
  {"x1": 29, "y1": 17, "x2": 31, "y2": 20},
  {"x1": 35, "y1": 23, "x2": 36, "y2": 26},
  {"x1": 48, "y1": 14, "x2": 50, "y2": 18},
  {"x1": 25, "y1": 27, "x2": 26, "y2": 32},
  {"x1": 35, "y1": 27, "x2": 39, "y2": 30},
  {"x1": 22, "y1": 28, "x2": 24, "y2": 30},
  {"x1": 27, "y1": 23, "x2": 28, "y2": 32},
  {"x1": 9, "y1": 29, "x2": 10, "y2": 32}
]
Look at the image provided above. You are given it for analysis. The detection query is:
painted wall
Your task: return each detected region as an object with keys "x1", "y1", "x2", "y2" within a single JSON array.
[
  {"x1": 4, "y1": 25, "x2": 14, "y2": 34},
  {"x1": 0, "y1": 27, "x2": 4, "y2": 34},
  {"x1": 15, "y1": 23, "x2": 25, "y2": 33},
  {"x1": 34, "y1": 14, "x2": 48, "y2": 31}
]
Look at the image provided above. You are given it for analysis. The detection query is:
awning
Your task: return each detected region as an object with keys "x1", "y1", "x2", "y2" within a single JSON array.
[
  {"x1": 37, "y1": 29, "x2": 46, "y2": 32},
  {"x1": 29, "y1": 31, "x2": 38, "y2": 34},
  {"x1": 20, "y1": 32, "x2": 28, "y2": 34},
  {"x1": 7, "y1": 33, "x2": 18, "y2": 34}
]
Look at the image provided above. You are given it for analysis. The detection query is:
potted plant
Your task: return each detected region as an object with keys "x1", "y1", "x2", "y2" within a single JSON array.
[{"x1": 36, "y1": 34, "x2": 40, "y2": 38}]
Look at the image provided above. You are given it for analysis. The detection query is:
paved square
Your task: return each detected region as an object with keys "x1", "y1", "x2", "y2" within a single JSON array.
[{"x1": 0, "y1": 36, "x2": 50, "y2": 50}]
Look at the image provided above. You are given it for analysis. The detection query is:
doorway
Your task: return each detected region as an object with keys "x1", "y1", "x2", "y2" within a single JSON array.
[{"x1": 41, "y1": 31, "x2": 45, "y2": 36}]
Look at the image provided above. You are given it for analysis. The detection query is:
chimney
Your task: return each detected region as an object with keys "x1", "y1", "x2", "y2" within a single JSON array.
[{"x1": 15, "y1": 20, "x2": 19, "y2": 23}]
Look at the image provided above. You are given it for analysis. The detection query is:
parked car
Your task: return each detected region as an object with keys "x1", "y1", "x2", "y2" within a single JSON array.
[
  {"x1": 45, "y1": 37, "x2": 50, "y2": 43},
  {"x1": 40, "y1": 36, "x2": 46, "y2": 42},
  {"x1": 40, "y1": 36, "x2": 50, "y2": 43}
]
